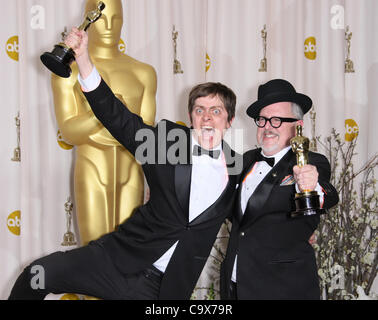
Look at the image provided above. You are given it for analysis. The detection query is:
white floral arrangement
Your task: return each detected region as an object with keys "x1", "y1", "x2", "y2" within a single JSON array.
[{"x1": 314, "y1": 129, "x2": 377, "y2": 300}]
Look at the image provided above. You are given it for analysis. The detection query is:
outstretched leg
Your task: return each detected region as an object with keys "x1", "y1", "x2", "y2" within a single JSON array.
[{"x1": 8, "y1": 242, "x2": 127, "y2": 300}]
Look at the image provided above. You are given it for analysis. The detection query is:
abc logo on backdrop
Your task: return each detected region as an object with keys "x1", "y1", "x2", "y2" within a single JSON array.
[
  {"x1": 7, "y1": 211, "x2": 21, "y2": 236},
  {"x1": 119, "y1": 38, "x2": 126, "y2": 53},
  {"x1": 345, "y1": 119, "x2": 359, "y2": 142},
  {"x1": 304, "y1": 36, "x2": 316, "y2": 60},
  {"x1": 57, "y1": 130, "x2": 74, "y2": 150},
  {"x1": 6, "y1": 35, "x2": 19, "y2": 61},
  {"x1": 206, "y1": 53, "x2": 211, "y2": 72}
]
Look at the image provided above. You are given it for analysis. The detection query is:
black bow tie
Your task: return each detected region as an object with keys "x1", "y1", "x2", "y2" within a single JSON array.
[
  {"x1": 193, "y1": 145, "x2": 221, "y2": 159},
  {"x1": 255, "y1": 152, "x2": 275, "y2": 167}
]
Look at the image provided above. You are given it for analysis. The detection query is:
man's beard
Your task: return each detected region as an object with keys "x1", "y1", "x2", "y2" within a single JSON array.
[{"x1": 258, "y1": 130, "x2": 280, "y2": 154}]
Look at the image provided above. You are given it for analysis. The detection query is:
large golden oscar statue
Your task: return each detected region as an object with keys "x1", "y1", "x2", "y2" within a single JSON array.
[{"x1": 51, "y1": 0, "x2": 157, "y2": 245}]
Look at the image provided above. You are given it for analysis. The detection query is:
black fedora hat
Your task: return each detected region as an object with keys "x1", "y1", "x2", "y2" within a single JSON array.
[{"x1": 246, "y1": 79, "x2": 312, "y2": 119}]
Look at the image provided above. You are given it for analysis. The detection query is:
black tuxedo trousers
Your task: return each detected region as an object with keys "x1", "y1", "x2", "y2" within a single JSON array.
[{"x1": 9, "y1": 242, "x2": 163, "y2": 300}]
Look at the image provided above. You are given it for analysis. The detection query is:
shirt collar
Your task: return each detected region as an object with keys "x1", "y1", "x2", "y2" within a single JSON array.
[{"x1": 261, "y1": 146, "x2": 291, "y2": 167}]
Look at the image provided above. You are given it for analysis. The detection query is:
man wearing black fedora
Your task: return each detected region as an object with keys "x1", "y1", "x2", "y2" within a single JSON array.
[{"x1": 220, "y1": 79, "x2": 339, "y2": 299}]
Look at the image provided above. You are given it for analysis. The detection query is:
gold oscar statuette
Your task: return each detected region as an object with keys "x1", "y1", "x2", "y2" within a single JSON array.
[
  {"x1": 61, "y1": 197, "x2": 77, "y2": 246},
  {"x1": 258, "y1": 24, "x2": 267, "y2": 72},
  {"x1": 309, "y1": 107, "x2": 317, "y2": 152},
  {"x1": 172, "y1": 25, "x2": 184, "y2": 74},
  {"x1": 40, "y1": 1, "x2": 105, "y2": 78},
  {"x1": 61, "y1": 26, "x2": 69, "y2": 42},
  {"x1": 11, "y1": 112, "x2": 21, "y2": 162},
  {"x1": 290, "y1": 125, "x2": 325, "y2": 218},
  {"x1": 345, "y1": 26, "x2": 355, "y2": 73}
]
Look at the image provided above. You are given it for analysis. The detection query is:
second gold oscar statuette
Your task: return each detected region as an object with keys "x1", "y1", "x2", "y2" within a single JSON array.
[
  {"x1": 290, "y1": 125, "x2": 325, "y2": 218},
  {"x1": 40, "y1": 1, "x2": 105, "y2": 78}
]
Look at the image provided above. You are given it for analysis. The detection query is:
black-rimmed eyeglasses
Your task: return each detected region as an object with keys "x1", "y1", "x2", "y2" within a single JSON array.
[{"x1": 254, "y1": 116, "x2": 298, "y2": 128}]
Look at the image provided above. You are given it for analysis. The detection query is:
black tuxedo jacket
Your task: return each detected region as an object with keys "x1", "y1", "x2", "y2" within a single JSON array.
[
  {"x1": 220, "y1": 148, "x2": 339, "y2": 300},
  {"x1": 83, "y1": 79, "x2": 241, "y2": 299}
]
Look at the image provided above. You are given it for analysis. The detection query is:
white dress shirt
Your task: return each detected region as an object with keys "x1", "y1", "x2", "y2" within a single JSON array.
[{"x1": 153, "y1": 137, "x2": 229, "y2": 272}]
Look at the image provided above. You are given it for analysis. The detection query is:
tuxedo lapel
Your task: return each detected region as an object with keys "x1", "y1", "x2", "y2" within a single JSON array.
[
  {"x1": 240, "y1": 149, "x2": 295, "y2": 228},
  {"x1": 174, "y1": 130, "x2": 192, "y2": 216},
  {"x1": 175, "y1": 164, "x2": 192, "y2": 215}
]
